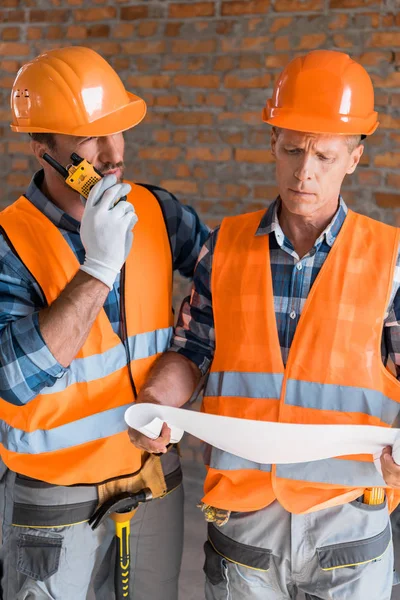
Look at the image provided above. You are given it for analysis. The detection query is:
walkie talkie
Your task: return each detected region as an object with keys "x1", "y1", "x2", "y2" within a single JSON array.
[{"x1": 42, "y1": 152, "x2": 127, "y2": 202}]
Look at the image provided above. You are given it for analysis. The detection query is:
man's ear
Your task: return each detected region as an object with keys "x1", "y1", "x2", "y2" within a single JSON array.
[
  {"x1": 271, "y1": 127, "x2": 277, "y2": 157},
  {"x1": 30, "y1": 139, "x2": 49, "y2": 169},
  {"x1": 346, "y1": 144, "x2": 364, "y2": 175}
]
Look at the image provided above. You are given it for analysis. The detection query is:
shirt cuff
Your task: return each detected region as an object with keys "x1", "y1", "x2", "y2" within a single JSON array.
[{"x1": 12, "y1": 312, "x2": 66, "y2": 380}]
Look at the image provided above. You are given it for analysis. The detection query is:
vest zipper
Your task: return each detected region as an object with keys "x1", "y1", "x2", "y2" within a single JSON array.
[{"x1": 119, "y1": 264, "x2": 138, "y2": 399}]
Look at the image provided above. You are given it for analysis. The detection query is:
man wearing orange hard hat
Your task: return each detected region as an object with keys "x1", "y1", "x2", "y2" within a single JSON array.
[
  {"x1": 128, "y1": 50, "x2": 400, "y2": 599},
  {"x1": 0, "y1": 46, "x2": 209, "y2": 599}
]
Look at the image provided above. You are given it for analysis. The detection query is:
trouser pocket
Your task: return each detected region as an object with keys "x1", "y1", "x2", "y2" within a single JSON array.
[{"x1": 17, "y1": 531, "x2": 62, "y2": 581}]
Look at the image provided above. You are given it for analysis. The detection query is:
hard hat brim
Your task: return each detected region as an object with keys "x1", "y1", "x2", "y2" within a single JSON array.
[
  {"x1": 263, "y1": 106, "x2": 379, "y2": 136},
  {"x1": 11, "y1": 92, "x2": 147, "y2": 136}
]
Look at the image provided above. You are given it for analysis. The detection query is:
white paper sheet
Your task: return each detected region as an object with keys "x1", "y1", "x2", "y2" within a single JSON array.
[{"x1": 125, "y1": 404, "x2": 400, "y2": 468}]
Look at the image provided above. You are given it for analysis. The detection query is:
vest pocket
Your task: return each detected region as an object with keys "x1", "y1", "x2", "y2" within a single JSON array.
[
  {"x1": 316, "y1": 521, "x2": 391, "y2": 571},
  {"x1": 207, "y1": 523, "x2": 271, "y2": 571},
  {"x1": 17, "y1": 532, "x2": 62, "y2": 581}
]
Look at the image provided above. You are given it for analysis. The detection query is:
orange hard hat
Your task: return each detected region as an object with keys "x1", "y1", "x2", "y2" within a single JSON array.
[
  {"x1": 10, "y1": 46, "x2": 146, "y2": 136},
  {"x1": 263, "y1": 50, "x2": 378, "y2": 136}
]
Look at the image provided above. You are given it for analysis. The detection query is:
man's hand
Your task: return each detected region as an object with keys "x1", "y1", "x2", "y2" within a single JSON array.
[
  {"x1": 380, "y1": 446, "x2": 400, "y2": 488},
  {"x1": 128, "y1": 422, "x2": 171, "y2": 454}
]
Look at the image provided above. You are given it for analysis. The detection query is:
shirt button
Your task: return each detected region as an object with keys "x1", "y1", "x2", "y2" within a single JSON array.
[
  {"x1": 290, "y1": 311, "x2": 296, "y2": 320},
  {"x1": 296, "y1": 262, "x2": 302, "y2": 271}
]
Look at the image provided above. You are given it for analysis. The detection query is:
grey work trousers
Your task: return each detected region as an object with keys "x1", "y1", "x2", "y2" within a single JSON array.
[
  {"x1": 204, "y1": 498, "x2": 395, "y2": 600},
  {"x1": 0, "y1": 463, "x2": 184, "y2": 600}
]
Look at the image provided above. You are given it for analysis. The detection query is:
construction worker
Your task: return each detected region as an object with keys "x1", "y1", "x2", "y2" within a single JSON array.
[
  {"x1": 129, "y1": 50, "x2": 400, "y2": 599},
  {"x1": 0, "y1": 46, "x2": 209, "y2": 600}
]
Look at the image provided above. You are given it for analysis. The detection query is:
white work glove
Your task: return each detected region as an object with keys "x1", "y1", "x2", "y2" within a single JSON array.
[{"x1": 80, "y1": 175, "x2": 138, "y2": 289}]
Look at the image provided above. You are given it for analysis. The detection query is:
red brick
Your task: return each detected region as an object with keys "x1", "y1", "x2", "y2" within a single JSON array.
[
  {"x1": 121, "y1": 40, "x2": 166, "y2": 55},
  {"x1": 377, "y1": 115, "x2": 400, "y2": 130},
  {"x1": 254, "y1": 185, "x2": 279, "y2": 199},
  {"x1": 274, "y1": 0, "x2": 323, "y2": 11},
  {"x1": 46, "y1": 26, "x2": 64, "y2": 40},
  {"x1": 274, "y1": 36, "x2": 290, "y2": 51},
  {"x1": 218, "y1": 111, "x2": 260, "y2": 125},
  {"x1": 74, "y1": 7, "x2": 116, "y2": 21},
  {"x1": 216, "y1": 20, "x2": 235, "y2": 35},
  {"x1": 174, "y1": 74, "x2": 220, "y2": 88},
  {"x1": 138, "y1": 147, "x2": 181, "y2": 161},
  {"x1": 89, "y1": 42, "x2": 120, "y2": 56},
  {"x1": 0, "y1": 75, "x2": 14, "y2": 87},
  {"x1": 369, "y1": 33, "x2": 400, "y2": 48},
  {"x1": 120, "y1": 5, "x2": 148, "y2": 20},
  {"x1": 270, "y1": 17, "x2": 292, "y2": 33},
  {"x1": 375, "y1": 193, "x2": 400, "y2": 208},
  {"x1": 173, "y1": 130, "x2": 188, "y2": 143},
  {"x1": 239, "y1": 55, "x2": 264, "y2": 69},
  {"x1": 0, "y1": 10, "x2": 25, "y2": 23},
  {"x1": 169, "y1": 2, "x2": 214, "y2": 18},
  {"x1": 297, "y1": 33, "x2": 327, "y2": 50},
  {"x1": 1, "y1": 27, "x2": 19, "y2": 41},
  {"x1": 154, "y1": 94, "x2": 180, "y2": 107},
  {"x1": 174, "y1": 164, "x2": 191, "y2": 178},
  {"x1": 240, "y1": 36, "x2": 270, "y2": 51},
  {"x1": 7, "y1": 173, "x2": 31, "y2": 187},
  {"x1": 357, "y1": 51, "x2": 392, "y2": 66},
  {"x1": 333, "y1": 34, "x2": 354, "y2": 48},
  {"x1": 235, "y1": 149, "x2": 274, "y2": 163},
  {"x1": 8, "y1": 141, "x2": 31, "y2": 154},
  {"x1": 29, "y1": 9, "x2": 67, "y2": 22},
  {"x1": 0, "y1": 59, "x2": 19, "y2": 73},
  {"x1": 66, "y1": 25, "x2": 87, "y2": 39},
  {"x1": 138, "y1": 22, "x2": 158, "y2": 37},
  {"x1": 187, "y1": 147, "x2": 232, "y2": 161},
  {"x1": 88, "y1": 24, "x2": 110, "y2": 38},
  {"x1": 328, "y1": 14, "x2": 348, "y2": 30},
  {"x1": 0, "y1": 43, "x2": 30, "y2": 56},
  {"x1": 128, "y1": 75, "x2": 171, "y2": 89},
  {"x1": 330, "y1": 0, "x2": 378, "y2": 6},
  {"x1": 357, "y1": 170, "x2": 381, "y2": 186},
  {"x1": 265, "y1": 54, "x2": 290, "y2": 68},
  {"x1": 160, "y1": 180, "x2": 198, "y2": 194},
  {"x1": 374, "y1": 153, "x2": 400, "y2": 168},
  {"x1": 164, "y1": 23, "x2": 182, "y2": 37},
  {"x1": 224, "y1": 73, "x2": 271, "y2": 89},
  {"x1": 221, "y1": 0, "x2": 270, "y2": 15},
  {"x1": 153, "y1": 130, "x2": 171, "y2": 143},
  {"x1": 168, "y1": 112, "x2": 213, "y2": 126},
  {"x1": 371, "y1": 72, "x2": 400, "y2": 89},
  {"x1": 171, "y1": 39, "x2": 216, "y2": 54},
  {"x1": 387, "y1": 174, "x2": 400, "y2": 189},
  {"x1": 2, "y1": 0, "x2": 19, "y2": 6},
  {"x1": 213, "y1": 56, "x2": 235, "y2": 71},
  {"x1": 112, "y1": 24, "x2": 135, "y2": 38},
  {"x1": 197, "y1": 130, "x2": 219, "y2": 144},
  {"x1": 187, "y1": 57, "x2": 209, "y2": 71},
  {"x1": 12, "y1": 158, "x2": 29, "y2": 171}
]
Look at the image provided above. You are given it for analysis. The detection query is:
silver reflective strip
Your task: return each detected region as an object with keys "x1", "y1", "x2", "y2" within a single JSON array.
[
  {"x1": 286, "y1": 379, "x2": 399, "y2": 426},
  {"x1": 276, "y1": 458, "x2": 386, "y2": 487},
  {"x1": 40, "y1": 327, "x2": 172, "y2": 394},
  {"x1": 210, "y1": 448, "x2": 272, "y2": 472},
  {"x1": 1, "y1": 404, "x2": 130, "y2": 454},
  {"x1": 204, "y1": 372, "x2": 283, "y2": 399}
]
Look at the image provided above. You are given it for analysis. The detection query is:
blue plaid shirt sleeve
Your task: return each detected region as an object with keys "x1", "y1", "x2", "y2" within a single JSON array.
[
  {"x1": 0, "y1": 238, "x2": 66, "y2": 405},
  {"x1": 169, "y1": 228, "x2": 219, "y2": 375}
]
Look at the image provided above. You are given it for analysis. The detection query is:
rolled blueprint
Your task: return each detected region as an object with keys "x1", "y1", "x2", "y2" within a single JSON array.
[{"x1": 125, "y1": 404, "x2": 400, "y2": 466}]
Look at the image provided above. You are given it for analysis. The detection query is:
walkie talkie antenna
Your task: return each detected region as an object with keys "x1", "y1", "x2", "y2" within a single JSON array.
[{"x1": 42, "y1": 153, "x2": 69, "y2": 178}]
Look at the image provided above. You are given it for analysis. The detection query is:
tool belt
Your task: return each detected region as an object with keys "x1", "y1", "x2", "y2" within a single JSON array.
[{"x1": 12, "y1": 452, "x2": 182, "y2": 528}]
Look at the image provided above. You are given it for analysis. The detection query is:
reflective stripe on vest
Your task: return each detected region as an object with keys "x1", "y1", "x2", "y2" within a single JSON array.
[
  {"x1": 202, "y1": 208, "x2": 400, "y2": 514},
  {"x1": 0, "y1": 183, "x2": 173, "y2": 484},
  {"x1": 204, "y1": 372, "x2": 399, "y2": 425}
]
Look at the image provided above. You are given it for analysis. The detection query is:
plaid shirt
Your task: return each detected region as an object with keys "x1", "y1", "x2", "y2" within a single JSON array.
[
  {"x1": 171, "y1": 197, "x2": 400, "y2": 380},
  {"x1": 0, "y1": 170, "x2": 209, "y2": 405}
]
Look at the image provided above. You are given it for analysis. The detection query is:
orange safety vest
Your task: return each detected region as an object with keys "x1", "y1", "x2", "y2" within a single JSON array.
[
  {"x1": 0, "y1": 183, "x2": 173, "y2": 485},
  {"x1": 202, "y1": 208, "x2": 400, "y2": 514}
]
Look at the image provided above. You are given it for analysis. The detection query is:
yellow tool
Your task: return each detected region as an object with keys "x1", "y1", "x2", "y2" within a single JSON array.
[
  {"x1": 89, "y1": 489, "x2": 152, "y2": 600},
  {"x1": 42, "y1": 152, "x2": 126, "y2": 201},
  {"x1": 363, "y1": 487, "x2": 385, "y2": 505}
]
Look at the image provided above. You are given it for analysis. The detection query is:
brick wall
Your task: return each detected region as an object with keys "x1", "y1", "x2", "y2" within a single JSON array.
[
  {"x1": 0, "y1": 0, "x2": 399, "y2": 463},
  {"x1": 1, "y1": 0, "x2": 400, "y2": 226}
]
